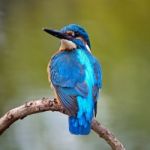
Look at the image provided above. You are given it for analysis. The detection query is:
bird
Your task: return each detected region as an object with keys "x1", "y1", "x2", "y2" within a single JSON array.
[{"x1": 43, "y1": 24, "x2": 102, "y2": 135}]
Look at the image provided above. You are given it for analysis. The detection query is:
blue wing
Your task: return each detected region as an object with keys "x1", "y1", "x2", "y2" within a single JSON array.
[
  {"x1": 49, "y1": 51, "x2": 88, "y2": 115},
  {"x1": 93, "y1": 57, "x2": 102, "y2": 116}
]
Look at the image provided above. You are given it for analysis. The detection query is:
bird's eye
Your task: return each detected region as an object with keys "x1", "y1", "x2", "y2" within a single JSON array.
[
  {"x1": 66, "y1": 31, "x2": 75, "y2": 37},
  {"x1": 74, "y1": 32, "x2": 80, "y2": 37}
]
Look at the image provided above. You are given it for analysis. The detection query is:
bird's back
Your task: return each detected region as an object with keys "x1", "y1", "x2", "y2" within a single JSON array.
[{"x1": 48, "y1": 48, "x2": 102, "y2": 135}]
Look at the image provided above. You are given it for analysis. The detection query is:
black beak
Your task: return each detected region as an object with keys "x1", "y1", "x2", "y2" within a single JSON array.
[{"x1": 43, "y1": 28, "x2": 73, "y2": 40}]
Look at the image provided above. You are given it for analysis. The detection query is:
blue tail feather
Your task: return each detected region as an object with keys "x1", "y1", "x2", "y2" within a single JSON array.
[
  {"x1": 69, "y1": 116, "x2": 91, "y2": 135},
  {"x1": 68, "y1": 96, "x2": 94, "y2": 135}
]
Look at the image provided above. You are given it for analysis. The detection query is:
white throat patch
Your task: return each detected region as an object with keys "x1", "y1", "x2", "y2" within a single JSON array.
[
  {"x1": 59, "y1": 39, "x2": 76, "y2": 51},
  {"x1": 85, "y1": 44, "x2": 91, "y2": 53}
]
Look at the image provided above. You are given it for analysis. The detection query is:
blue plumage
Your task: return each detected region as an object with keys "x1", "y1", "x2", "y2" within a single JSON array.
[{"x1": 44, "y1": 24, "x2": 102, "y2": 135}]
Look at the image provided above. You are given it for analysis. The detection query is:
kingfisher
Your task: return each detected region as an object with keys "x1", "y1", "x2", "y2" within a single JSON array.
[{"x1": 43, "y1": 24, "x2": 102, "y2": 135}]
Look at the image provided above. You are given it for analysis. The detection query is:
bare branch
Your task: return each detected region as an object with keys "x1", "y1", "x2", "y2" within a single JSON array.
[{"x1": 0, "y1": 97, "x2": 126, "y2": 150}]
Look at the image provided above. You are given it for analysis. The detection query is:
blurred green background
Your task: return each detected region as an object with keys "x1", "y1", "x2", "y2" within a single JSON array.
[{"x1": 0, "y1": 0, "x2": 150, "y2": 150}]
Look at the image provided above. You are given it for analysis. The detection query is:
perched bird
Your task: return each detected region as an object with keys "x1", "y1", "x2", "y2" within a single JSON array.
[{"x1": 43, "y1": 24, "x2": 102, "y2": 135}]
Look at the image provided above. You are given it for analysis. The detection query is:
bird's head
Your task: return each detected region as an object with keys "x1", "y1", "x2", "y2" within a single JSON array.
[{"x1": 43, "y1": 24, "x2": 91, "y2": 52}]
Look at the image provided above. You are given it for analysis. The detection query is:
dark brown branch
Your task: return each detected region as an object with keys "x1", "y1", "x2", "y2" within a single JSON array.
[{"x1": 0, "y1": 97, "x2": 125, "y2": 150}]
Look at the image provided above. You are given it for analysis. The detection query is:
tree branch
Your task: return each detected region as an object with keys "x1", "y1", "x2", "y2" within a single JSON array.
[{"x1": 0, "y1": 97, "x2": 125, "y2": 150}]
